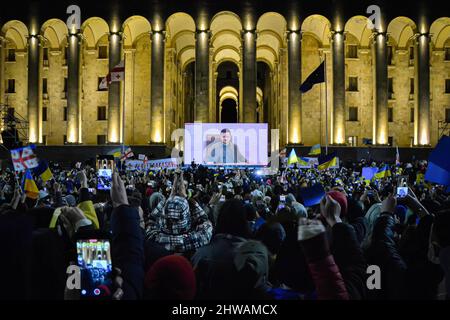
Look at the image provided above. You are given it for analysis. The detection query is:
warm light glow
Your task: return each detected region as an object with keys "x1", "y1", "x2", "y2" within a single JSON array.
[
  {"x1": 378, "y1": 131, "x2": 387, "y2": 145},
  {"x1": 290, "y1": 128, "x2": 300, "y2": 144},
  {"x1": 110, "y1": 33, "x2": 120, "y2": 44},
  {"x1": 29, "y1": 124, "x2": 38, "y2": 143},
  {"x1": 419, "y1": 131, "x2": 429, "y2": 145},
  {"x1": 29, "y1": 18, "x2": 38, "y2": 36},
  {"x1": 67, "y1": 129, "x2": 77, "y2": 144},
  {"x1": 197, "y1": 14, "x2": 208, "y2": 32},
  {"x1": 288, "y1": 18, "x2": 299, "y2": 32},
  {"x1": 109, "y1": 129, "x2": 119, "y2": 144},
  {"x1": 335, "y1": 127, "x2": 345, "y2": 144},
  {"x1": 153, "y1": 129, "x2": 162, "y2": 143},
  {"x1": 418, "y1": 15, "x2": 428, "y2": 35}
]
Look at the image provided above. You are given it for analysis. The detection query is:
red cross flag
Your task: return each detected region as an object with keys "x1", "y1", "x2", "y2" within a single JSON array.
[
  {"x1": 99, "y1": 60, "x2": 125, "y2": 90},
  {"x1": 11, "y1": 145, "x2": 39, "y2": 172},
  {"x1": 120, "y1": 147, "x2": 134, "y2": 161}
]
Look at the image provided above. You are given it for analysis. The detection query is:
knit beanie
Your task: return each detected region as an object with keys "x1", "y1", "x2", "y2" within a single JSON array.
[
  {"x1": 327, "y1": 191, "x2": 347, "y2": 217},
  {"x1": 145, "y1": 255, "x2": 196, "y2": 300}
]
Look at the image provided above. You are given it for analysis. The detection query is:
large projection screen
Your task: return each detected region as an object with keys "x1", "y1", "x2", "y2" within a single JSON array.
[{"x1": 184, "y1": 123, "x2": 268, "y2": 166}]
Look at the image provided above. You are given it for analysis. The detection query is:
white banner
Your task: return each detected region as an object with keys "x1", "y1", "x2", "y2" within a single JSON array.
[{"x1": 125, "y1": 158, "x2": 178, "y2": 171}]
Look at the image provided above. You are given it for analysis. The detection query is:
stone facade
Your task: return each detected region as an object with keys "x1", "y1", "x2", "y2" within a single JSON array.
[{"x1": 1, "y1": 14, "x2": 450, "y2": 148}]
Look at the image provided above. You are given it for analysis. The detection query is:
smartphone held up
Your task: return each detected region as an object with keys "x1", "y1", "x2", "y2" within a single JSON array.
[{"x1": 76, "y1": 237, "x2": 113, "y2": 299}]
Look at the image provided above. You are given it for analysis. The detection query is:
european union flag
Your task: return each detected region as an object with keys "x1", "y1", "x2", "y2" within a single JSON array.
[
  {"x1": 299, "y1": 61, "x2": 325, "y2": 93},
  {"x1": 362, "y1": 167, "x2": 378, "y2": 181}
]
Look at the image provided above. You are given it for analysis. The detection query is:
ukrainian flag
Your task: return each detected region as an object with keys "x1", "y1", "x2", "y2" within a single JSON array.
[
  {"x1": 287, "y1": 149, "x2": 299, "y2": 165},
  {"x1": 318, "y1": 152, "x2": 337, "y2": 171},
  {"x1": 416, "y1": 172, "x2": 425, "y2": 185},
  {"x1": 23, "y1": 170, "x2": 39, "y2": 199},
  {"x1": 308, "y1": 144, "x2": 321, "y2": 156},
  {"x1": 109, "y1": 147, "x2": 123, "y2": 158},
  {"x1": 374, "y1": 165, "x2": 392, "y2": 180},
  {"x1": 33, "y1": 160, "x2": 53, "y2": 182},
  {"x1": 298, "y1": 157, "x2": 310, "y2": 166}
]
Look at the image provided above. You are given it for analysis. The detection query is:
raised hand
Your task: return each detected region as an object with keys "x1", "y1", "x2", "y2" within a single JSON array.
[
  {"x1": 381, "y1": 193, "x2": 397, "y2": 215},
  {"x1": 320, "y1": 195, "x2": 342, "y2": 227},
  {"x1": 111, "y1": 171, "x2": 129, "y2": 208}
]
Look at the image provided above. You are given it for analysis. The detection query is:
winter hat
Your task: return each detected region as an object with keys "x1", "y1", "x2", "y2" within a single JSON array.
[
  {"x1": 145, "y1": 255, "x2": 196, "y2": 300},
  {"x1": 149, "y1": 192, "x2": 165, "y2": 212},
  {"x1": 291, "y1": 202, "x2": 308, "y2": 218},
  {"x1": 256, "y1": 222, "x2": 286, "y2": 255},
  {"x1": 63, "y1": 194, "x2": 76, "y2": 207},
  {"x1": 327, "y1": 191, "x2": 347, "y2": 217},
  {"x1": 286, "y1": 193, "x2": 296, "y2": 206},
  {"x1": 38, "y1": 190, "x2": 49, "y2": 200},
  {"x1": 394, "y1": 205, "x2": 408, "y2": 225},
  {"x1": 251, "y1": 189, "x2": 264, "y2": 200},
  {"x1": 234, "y1": 240, "x2": 269, "y2": 289}
]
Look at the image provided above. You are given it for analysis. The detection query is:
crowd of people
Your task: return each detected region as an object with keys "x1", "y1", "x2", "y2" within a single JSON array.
[{"x1": 0, "y1": 158, "x2": 449, "y2": 300}]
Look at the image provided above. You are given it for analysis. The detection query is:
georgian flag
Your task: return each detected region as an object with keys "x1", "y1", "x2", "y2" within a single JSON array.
[
  {"x1": 99, "y1": 60, "x2": 125, "y2": 90},
  {"x1": 138, "y1": 154, "x2": 149, "y2": 165},
  {"x1": 11, "y1": 145, "x2": 39, "y2": 172}
]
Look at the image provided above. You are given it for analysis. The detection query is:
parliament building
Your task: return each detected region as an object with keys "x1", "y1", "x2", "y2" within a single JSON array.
[{"x1": 0, "y1": 0, "x2": 450, "y2": 149}]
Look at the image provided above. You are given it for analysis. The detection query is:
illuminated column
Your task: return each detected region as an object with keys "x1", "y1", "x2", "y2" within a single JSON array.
[
  {"x1": 373, "y1": 31, "x2": 388, "y2": 145},
  {"x1": 27, "y1": 34, "x2": 41, "y2": 143},
  {"x1": 331, "y1": 30, "x2": 346, "y2": 144},
  {"x1": 195, "y1": 29, "x2": 210, "y2": 122},
  {"x1": 66, "y1": 32, "x2": 81, "y2": 143},
  {"x1": 108, "y1": 32, "x2": 122, "y2": 143},
  {"x1": 415, "y1": 33, "x2": 431, "y2": 146},
  {"x1": 150, "y1": 30, "x2": 165, "y2": 143},
  {"x1": 242, "y1": 29, "x2": 257, "y2": 123},
  {"x1": 0, "y1": 36, "x2": 5, "y2": 105},
  {"x1": 287, "y1": 30, "x2": 302, "y2": 144}
]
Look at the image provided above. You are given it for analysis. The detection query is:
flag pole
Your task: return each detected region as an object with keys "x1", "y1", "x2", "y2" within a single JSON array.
[
  {"x1": 324, "y1": 56, "x2": 329, "y2": 155},
  {"x1": 1, "y1": 144, "x2": 21, "y2": 185},
  {"x1": 121, "y1": 57, "x2": 126, "y2": 156}
]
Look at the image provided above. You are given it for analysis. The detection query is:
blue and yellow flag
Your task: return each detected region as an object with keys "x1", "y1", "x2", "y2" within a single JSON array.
[
  {"x1": 374, "y1": 165, "x2": 392, "y2": 180},
  {"x1": 109, "y1": 147, "x2": 123, "y2": 159},
  {"x1": 23, "y1": 169, "x2": 39, "y2": 199},
  {"x1": 416, "y1": 172, "x2": 425, "y2": 185},
  {"x1": 308, "y1": 144, "x2": 321, "y2": 156},
  {"x1": 298, "y1": 157, "x2": 310, "y2": 166},
  {"x1": 287, "y1": 149, "x2": 299, "y2": 165},
  {"x1": 33, "y1": 160, "x2": 53, "y2": 182},
  {"x1": 318, "y1": 152, "x2": 337, "y2": 171}
]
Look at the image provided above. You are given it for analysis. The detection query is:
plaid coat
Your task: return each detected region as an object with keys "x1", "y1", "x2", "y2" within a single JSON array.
[{"x1": 145, "y1": 196, "x2": 213, "y2": 253}]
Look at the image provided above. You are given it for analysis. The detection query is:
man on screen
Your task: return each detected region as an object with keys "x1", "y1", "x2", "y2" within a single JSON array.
[{"x1": 203, "y1": 128, "x2": 247, "y2": 164}]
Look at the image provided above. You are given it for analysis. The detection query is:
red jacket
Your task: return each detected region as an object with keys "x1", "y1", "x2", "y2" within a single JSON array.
[{"x1": 300, "y1": 232, "x2": 349, "y2": 300}]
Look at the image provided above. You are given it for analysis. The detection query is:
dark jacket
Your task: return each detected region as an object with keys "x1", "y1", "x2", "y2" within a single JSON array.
[
  {"x1": 399, "y1": 215, "x2": 444, "y2": 299},
  {"x1": 191, "y1": 233, "x2": 247, "y2": 299},
  {"x1": 365, "y1": 213, "x2": 408, "y2": 299},
  {"x1": 0, "y1": 212, "x2": 33, "y2": 299},
  {"x1": 111, "y1": 204, "x2": 145, "y2": 300},
  {"x1": 331, "y1": 223, "x2": 368, "y2": 299}
]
